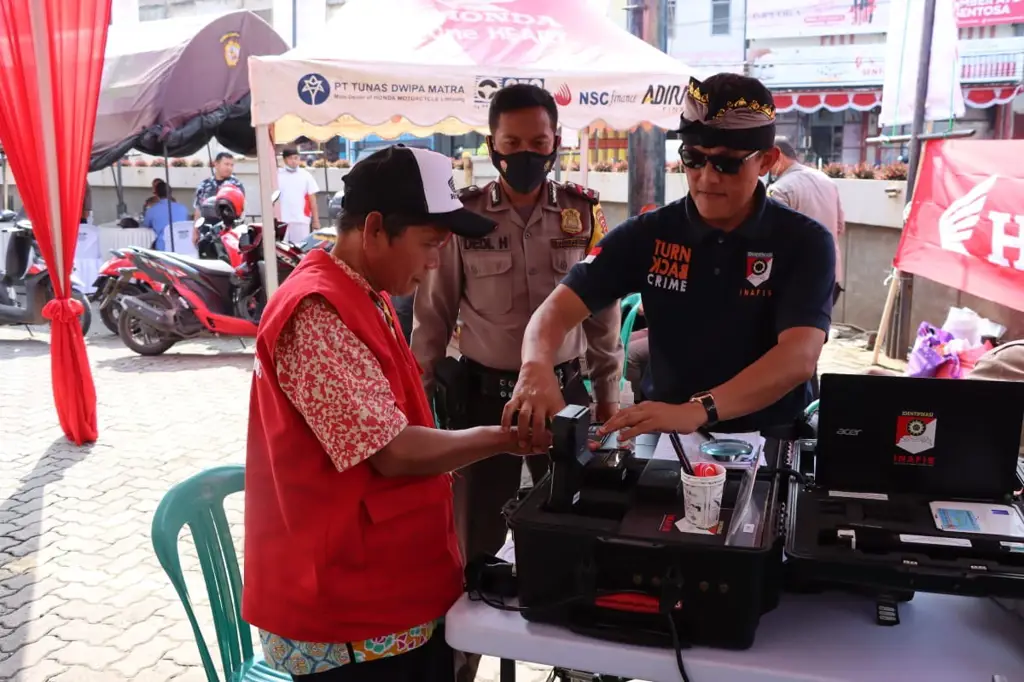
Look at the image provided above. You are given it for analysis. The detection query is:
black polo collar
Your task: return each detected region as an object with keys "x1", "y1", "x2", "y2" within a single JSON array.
[{"x1": 683, "y1": 181, "x2": 771, "y2": 242}]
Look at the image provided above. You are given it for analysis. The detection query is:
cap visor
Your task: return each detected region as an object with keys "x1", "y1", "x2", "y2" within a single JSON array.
[{"x1": 432, "y1": 208, "x2": 497, "y2": 239}]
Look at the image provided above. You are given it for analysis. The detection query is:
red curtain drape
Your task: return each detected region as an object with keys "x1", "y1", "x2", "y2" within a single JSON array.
[{"x1": 0, "y1": 1, "x2": 110, "y2": 444}]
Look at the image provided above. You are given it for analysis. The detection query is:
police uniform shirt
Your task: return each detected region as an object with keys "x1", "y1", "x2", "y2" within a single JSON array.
[
  {"x1": 562, "y1": 182, "x2": 836, "y2": 431},
  {"x1": 412, "y1": 180, "x2": 623, "y2": 402}
]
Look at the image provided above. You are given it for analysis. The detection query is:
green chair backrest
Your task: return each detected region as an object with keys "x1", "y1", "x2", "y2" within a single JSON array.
[
  {"x1": 151, "y1": 465, "x2": 250, "y2": 682},
  {"x1": 619, "y1": 293, "x2": 643, "y2": 363}
]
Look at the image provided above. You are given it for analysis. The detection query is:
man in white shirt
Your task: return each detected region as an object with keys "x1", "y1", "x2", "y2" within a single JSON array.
[
  {"x1": 767, "y1": 136, "x2": 845, "y2": 304},
  {"x1": 277, "y1": 147, "x2": 321, "y2": 244}
]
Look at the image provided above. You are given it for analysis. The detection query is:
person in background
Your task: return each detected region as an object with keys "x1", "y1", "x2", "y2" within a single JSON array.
[
  {"x1": 411, "y1": 83, "x2": 622, "y2": 564},
  {"x1": 277, "y1": 147, "x2": 321, "y2": 244},
  {"x1": 625, "y1": 300, "x2": 649, "y2": 390},
  {"x1": 768, "y1": 136, "x2": 845, "y2": 305},
  {"x1": 192, "y1": 151, "x2": 245, "y2": 246},
  {"x1": 505, "y1": 73, "x2": 836, "y2": 446},
  {"x1": 80, "y1": 181, "x2": 92, "y2": 224},
  {"x1": 143, "y1": 178, "x2": 166, "y2": 212},
  {"x1": 244, "y1": 145, "x2": 541, "y2": 682},
  {"x1": 143, "y1": 180, "x2": 187, "y2": 250}
]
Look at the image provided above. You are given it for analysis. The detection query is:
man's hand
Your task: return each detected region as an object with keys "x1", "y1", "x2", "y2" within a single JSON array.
[
  {"x1": 595, "y1": 401, "x2": 619, "y2": 424},
  {"x1": 501, "y1": 362, "x2": 566, "y2": 449},
  {"x1": 598, "y1": 401, "x2": 707, "y2": 440},
  {"x1": 191, "y1": 227, "x2": 200, "y2": 247},
  {"x1": 499, "y1": 426, "x2": 552, "y2": 455},
  {"x1": 311, "y1": 220, "x2": 320, "y2": 230}
]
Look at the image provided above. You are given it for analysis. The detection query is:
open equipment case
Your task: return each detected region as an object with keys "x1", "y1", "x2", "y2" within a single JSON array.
[
  {"x1": 785, "y1": 373, "x2": 1024, "y2": 623},
  {"x1": 503, "y1": 407, "x2": 794, "y2": 651}
]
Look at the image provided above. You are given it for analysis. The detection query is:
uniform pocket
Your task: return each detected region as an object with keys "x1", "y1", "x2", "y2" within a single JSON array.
[
  {"x1": 362, "y1": 478, "x2": 454, "y2": 567},
  {"x1": 464, "y1": 252, "x2": 514, "y2": 314}
]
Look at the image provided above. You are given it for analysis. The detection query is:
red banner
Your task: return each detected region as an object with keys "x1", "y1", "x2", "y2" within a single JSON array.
[
  {"x1": 895, "y1": 139, "x2": 1024, "y2": 313},
  {"x1": 955, "y1": 0, "x2": 1024, "y2": 28}
]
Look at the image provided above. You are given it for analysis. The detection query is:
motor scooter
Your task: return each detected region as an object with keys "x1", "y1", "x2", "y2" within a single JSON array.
[
  {"x1": 0, "y1": 221, "x2": 92, "y2": 334},
  {"x1": 113, "y1": 191, "x2": 301, "y2": 355}
]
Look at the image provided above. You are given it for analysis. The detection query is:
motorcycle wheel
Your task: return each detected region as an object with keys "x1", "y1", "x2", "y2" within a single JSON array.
[
  {"x1": 72, "y1": 290, "x2": 92, "y2": 336},
  {"x1": 117, "y1": 292, "x2": 177, "y2": 356},
  {"x1": 99, "y1": 283, "x2": 142, "y2": 335}
]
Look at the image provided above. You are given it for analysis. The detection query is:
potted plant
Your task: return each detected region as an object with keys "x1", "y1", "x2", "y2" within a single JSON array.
[
  {"x1": 170, "y1": 158, "x2": 189, "y2": 167},
  {"x1": 847, "y1": 163, "x2": 877, "y2": 180},
  {"x1": 877, "y1": 161, "x2": 908, "y2": 181},
  {"x1": 822, "y1": 162, "x2": 846, "y2": 179}
]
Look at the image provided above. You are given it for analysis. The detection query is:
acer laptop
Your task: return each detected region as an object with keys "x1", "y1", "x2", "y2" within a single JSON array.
[{"x1": 816, "y1": 374, "x2": 1024, "y2": 499}]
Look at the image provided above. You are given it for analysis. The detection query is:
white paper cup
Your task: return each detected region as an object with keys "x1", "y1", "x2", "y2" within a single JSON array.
[{"x1": 681, "y1": 463, "x2": 727, "y2": 530}]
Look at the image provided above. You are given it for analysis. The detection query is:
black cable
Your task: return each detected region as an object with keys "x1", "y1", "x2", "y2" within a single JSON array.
[
  {"x1": 758, "y1": 466, "x2": 810, "y2": 488},
  {"x1": 666, "y1": 614, "x2": 691, "y2": 682}
]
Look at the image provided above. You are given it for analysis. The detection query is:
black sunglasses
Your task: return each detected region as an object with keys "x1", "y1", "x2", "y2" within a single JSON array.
[{"x1": 679, "y1": 146, "x2": 760, "y2": 175}]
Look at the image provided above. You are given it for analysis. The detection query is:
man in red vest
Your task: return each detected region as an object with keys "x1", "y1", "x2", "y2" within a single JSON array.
[{"x1": 245, "y1": 144, "x2": 542, "y2": 681}]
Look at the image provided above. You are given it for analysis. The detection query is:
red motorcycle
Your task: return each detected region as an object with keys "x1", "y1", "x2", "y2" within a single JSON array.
[{"x1": 112, "y1": 190, "x2": 302, "y2": 356}]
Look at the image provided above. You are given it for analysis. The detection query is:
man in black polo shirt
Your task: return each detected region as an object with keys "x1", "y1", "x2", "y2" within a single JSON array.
[{"x1": 502, "y1": 73, "x2": 836, "y2": 442}]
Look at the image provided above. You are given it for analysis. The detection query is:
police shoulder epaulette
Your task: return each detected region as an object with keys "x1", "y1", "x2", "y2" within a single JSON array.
[
  {"x1": 562, "y1": 181, "x2": 600, "y2": 204},
  {"x1": 458, "y1": 184, "x2": 486, "y2": 200}
]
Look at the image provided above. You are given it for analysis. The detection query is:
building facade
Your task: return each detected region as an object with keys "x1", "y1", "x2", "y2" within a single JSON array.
[{"x1": 664, "y1": 0, "x2": 1024, "y2": 165}]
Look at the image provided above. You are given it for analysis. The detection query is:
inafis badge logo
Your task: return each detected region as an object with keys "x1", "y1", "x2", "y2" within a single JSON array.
[{"x1": 298, "y1": 73, "x2": 330, "y2": 106}]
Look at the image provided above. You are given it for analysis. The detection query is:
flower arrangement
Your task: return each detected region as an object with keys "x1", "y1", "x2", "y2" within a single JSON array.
[
  {"x1": 822, "y1": 162, "x2": 846, "y2": 178},
  {"x1": 150, "y1": 158, "x2": 167, "y2": 167},
  {"x1": 611, "y1": 160, "x2": 628, "y2": 172},
  {"x1": 170, "y1": 158, "x2": 189, "y2": 167},
  {"x1": 190, "y1": 159, "x2": 205, "y2": 168},
  {"x1": 592, "y1": 160, "x2": 615, "y2": 172},
  {"x1": 561, "y1": 159, "x2": 580, "y2": 171},
  {"x1": 311, "y1": 158, "x2": 329, "y2": 168},
  {"x1": 333, "y1": 159, "x2": 351, "y2": 169},
  {"x1": 877, "y1": 161, "x2": 908, "y2": 181}
]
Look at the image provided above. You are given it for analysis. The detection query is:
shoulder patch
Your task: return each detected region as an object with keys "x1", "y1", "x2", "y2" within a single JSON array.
[
  {"x1": 562, "y1": 181, "x2": 600, "y2": 204},
  {"x1": 458, "y1": 184, "x2": 486, "y2": 201}
]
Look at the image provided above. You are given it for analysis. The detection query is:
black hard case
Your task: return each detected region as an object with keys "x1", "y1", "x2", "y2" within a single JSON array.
[
  {"x1": 504, "y1": 438, "x2": 788, "y2": 650},
  {"x1": 784, "y1": 442, "x2": 1024, "y2": 599}
]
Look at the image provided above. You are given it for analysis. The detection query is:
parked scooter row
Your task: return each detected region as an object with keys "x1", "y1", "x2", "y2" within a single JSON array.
[
  {"x1": 0, "y1": 218, "x2": 92, "y2": 334},
  {"x1": 107, "y1": 190, "x2": 302, "y2": 356}
]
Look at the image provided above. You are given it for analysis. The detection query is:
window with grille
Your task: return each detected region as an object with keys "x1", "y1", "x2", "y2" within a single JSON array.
[{"x1": 711, "y1": 0, "x2": 730, "y2": 35}]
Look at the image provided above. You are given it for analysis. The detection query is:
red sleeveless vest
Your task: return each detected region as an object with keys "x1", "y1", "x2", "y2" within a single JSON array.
[{"x1": 242, "y1": 249, "x2": 463, "y2": 642}]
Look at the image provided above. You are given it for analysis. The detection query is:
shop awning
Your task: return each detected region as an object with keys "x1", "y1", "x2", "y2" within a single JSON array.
[{"x1": 773, "y1": 86, "x2": 1021, "y2": 113}]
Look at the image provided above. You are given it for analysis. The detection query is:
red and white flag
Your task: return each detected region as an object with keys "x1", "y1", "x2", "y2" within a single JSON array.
[{"x1": 894, "y1": 139, "x2": 1024, "y2": 313}]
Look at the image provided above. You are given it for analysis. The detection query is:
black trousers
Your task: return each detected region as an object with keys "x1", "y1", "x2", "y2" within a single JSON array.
[
  {"x1": 290, "y1": 627, "x2": 455, "y2": 682},
  {"x1": 455, "y1": 368, "x2": 589, "y2": 562}
]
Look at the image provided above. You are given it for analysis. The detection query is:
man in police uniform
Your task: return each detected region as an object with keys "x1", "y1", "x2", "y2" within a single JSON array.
[
  {"x1": 503, "y1": 73, "x2": 836, "y2": 445},
  {"x1": 412, "y1": 83, "x2": 622, "y2": 561}
]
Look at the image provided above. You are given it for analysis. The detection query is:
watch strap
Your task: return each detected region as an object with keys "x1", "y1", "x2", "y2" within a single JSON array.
[{"x1": 690, "y1": 392, "x2": 719, "y2": 426}]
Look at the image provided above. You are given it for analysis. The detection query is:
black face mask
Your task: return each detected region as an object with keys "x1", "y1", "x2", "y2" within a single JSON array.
[{"x1": 489, "y1": 145, "x2": 557, "y2": 195}]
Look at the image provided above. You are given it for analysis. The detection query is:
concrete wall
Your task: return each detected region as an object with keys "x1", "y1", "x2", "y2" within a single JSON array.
[{"x1": 3, "y1": 160, "x2": 1022, "y2": 341}]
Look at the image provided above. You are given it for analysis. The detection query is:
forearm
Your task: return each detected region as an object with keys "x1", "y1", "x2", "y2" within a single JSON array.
[
  {"x1": 371, "y1": 425, "x2": 512, "y2": 477},
  {"x1": 310, "y1": 199, "x2": 320, "y2": 224},
  {"x1": 710, "y1": 342, "x2": 817, "y2": 423}
]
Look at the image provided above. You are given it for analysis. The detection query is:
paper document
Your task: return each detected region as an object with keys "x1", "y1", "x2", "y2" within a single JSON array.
[{"x1": 653, "y1": 431, "x2": 767, "y2": 469}]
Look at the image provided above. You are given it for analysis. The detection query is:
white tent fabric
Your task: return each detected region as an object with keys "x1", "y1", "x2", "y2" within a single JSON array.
[{"x1": 247, "y1": 0, "x2": 698, "y2": 141}]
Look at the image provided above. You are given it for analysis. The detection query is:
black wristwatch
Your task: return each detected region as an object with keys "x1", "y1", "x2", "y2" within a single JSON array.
[{"x1": 689, "y1": 392, "x2": 719, "y2": 427}]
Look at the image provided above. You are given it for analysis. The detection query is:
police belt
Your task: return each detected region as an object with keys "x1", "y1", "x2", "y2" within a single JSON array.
[{"x1": 463, "y1": 357, "x2": 582, "y2": 400}]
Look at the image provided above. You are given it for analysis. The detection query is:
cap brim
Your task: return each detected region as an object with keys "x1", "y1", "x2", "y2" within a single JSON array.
[{"x1": 431, "y1": 207, "x2": 497, "y2": 239}]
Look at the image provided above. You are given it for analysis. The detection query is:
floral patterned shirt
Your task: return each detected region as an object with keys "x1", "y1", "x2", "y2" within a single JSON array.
[{"x1": 258, "y1": 257, "x2": 439, "y2": 676}]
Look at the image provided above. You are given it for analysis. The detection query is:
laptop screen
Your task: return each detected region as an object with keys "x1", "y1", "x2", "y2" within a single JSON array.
[{"x1": 816, "y1": 374, "x2": 1024, "y2": 499}]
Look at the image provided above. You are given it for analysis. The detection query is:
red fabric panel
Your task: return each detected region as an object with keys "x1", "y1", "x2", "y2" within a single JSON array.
[{"x1": 0, "y1": 0, "x2": 109, "y2": 444}]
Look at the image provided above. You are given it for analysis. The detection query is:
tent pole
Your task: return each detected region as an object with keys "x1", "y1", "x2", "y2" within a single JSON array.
[
  {"x1": 206, "y1": 143, "x2": 216, "y2": 177},
  {"x1": 163, "y1": 146, "x2": 175, "y2": 251},
  {"x1": 321, "y1": 142, "x2": 329, "y2": 193},
  {"x1": 256, "y1": 124, "x2": 280, "y2": 294},
  {"x1": 29, "y1": 0, "x2": 66, "y2": 288},
  {"x1": 2, "y1": 150, "x2": 8, "y2": 211},
  {"x1": 115, "y1": 161, "x2": 127, "y2": 216}
]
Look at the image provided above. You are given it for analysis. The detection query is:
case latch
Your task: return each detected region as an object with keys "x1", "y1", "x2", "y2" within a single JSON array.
[{"x1": 875, "y1": 595, "x2": 900, "y2": 626}]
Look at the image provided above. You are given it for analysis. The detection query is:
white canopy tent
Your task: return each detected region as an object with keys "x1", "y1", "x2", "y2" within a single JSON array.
[{"x1": 247, "y1": 0, "x2": 698, "y2": 292}]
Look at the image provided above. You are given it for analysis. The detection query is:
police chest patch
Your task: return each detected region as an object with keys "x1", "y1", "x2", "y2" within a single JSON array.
[
  {"x1": 560, "y1": 208, "x2": 583, "y2": 235},
  {"x1": 551, "y1": 237, "x2": 589, "y2": 249}
]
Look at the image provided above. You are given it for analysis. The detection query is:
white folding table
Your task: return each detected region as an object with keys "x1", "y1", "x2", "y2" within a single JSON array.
[{"x1": 447, "y1": 590, "x2": 1024, "y2": 681}]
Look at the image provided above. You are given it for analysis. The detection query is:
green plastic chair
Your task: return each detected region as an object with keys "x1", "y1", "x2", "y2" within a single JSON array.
[
  {"x1": 151, "y1": 465, "x2": 288, "y2": 682},
  {"x1": 804, "y1": 399, "x2": 820, "y2": 418},
  {"x1": 584, "y1": 292, "x2": 644, "y2": 395}
]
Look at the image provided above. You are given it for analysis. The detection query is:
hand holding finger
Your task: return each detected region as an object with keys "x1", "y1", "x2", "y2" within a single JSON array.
[
  {"x1": 500, "y1": 396, "x2": 520, "y2": 432},
  {"x1": 598, "y1": 404, "x2": 643, "y2": 435}
]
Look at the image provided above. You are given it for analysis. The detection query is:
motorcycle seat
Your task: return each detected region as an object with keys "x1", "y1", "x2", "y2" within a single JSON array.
[{"x1": 162, "y1": 253, "x2": 235, "y2": 276}]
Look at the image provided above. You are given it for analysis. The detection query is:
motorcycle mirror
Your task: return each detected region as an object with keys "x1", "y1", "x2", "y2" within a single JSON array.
[
  {"x1": 271, "y1": 190, "x2": 281, "y2": 204},
  {"x1": 193, "y1": 217, "x2": 204, "y2": 229}
]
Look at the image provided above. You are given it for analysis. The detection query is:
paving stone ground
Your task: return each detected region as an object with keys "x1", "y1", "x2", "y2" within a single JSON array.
[{"x1": 0, "y1": 313, "x2": 899, "y2": 681}]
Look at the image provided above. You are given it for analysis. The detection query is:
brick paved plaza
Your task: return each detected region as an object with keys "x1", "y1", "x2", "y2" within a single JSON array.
[{"x1": 0, "y1": 315, "x2": 898, "y2": 681}]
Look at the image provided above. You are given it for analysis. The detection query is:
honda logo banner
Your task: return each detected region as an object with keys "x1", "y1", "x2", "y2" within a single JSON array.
[{"x1": 894, "y1": 140, "x2": 1024, "y2": 313}]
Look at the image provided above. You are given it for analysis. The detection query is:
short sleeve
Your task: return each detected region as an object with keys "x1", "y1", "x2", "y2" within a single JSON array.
[
  {"x1": 766, "y1": 183, "x2": 792, "y2": 209},
  {"x1": 306, "y1": 172, "x2": 320, "y2": 195},
  {"x1": 275, "y1": 296, "x2": 408, "y2": 472},
  {"x1": 775, "y1": 224, "x2": 836, "y2": 335},
  {"x1": 562, "y1": 216, "x2": 648, "y2": 314}
]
